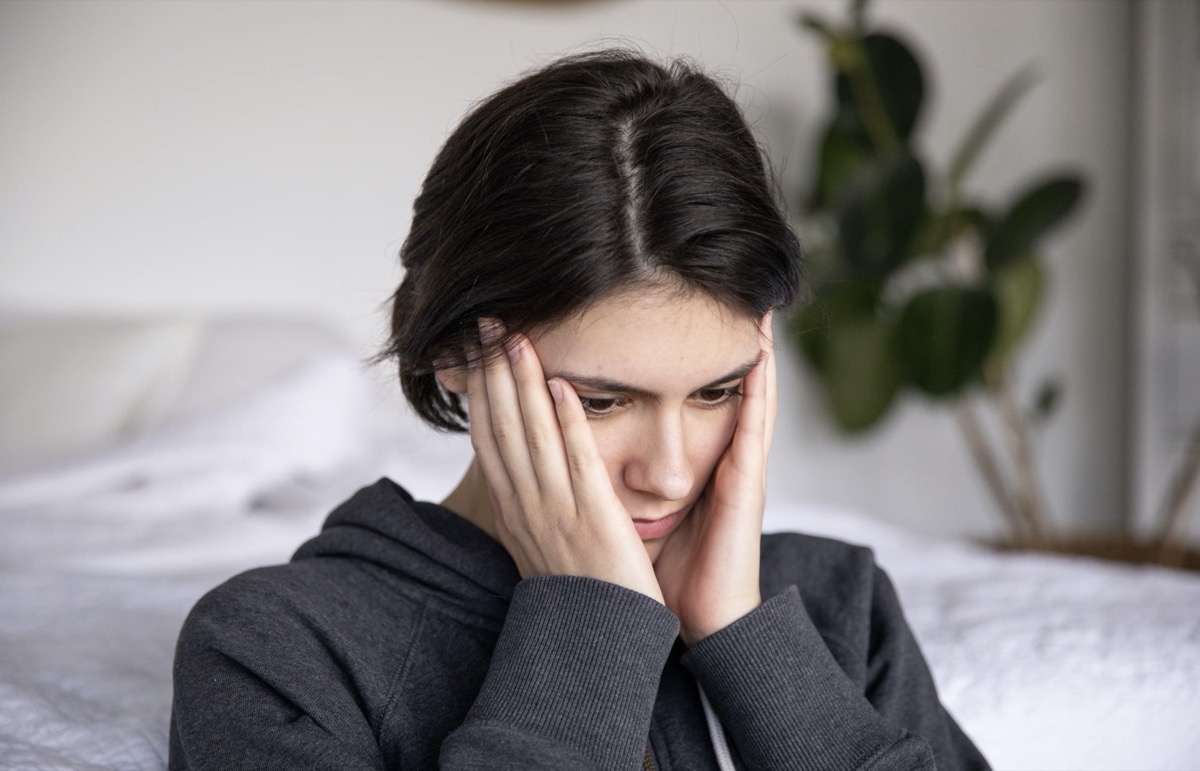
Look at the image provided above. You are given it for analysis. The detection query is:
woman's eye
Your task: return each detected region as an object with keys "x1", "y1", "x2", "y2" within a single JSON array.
[
  {"x1": 694, "y1": 386, "x2": 742, "y2": 406},
  {"x1": 578, "y1": 396, "x2": 623, "y2": 417}
]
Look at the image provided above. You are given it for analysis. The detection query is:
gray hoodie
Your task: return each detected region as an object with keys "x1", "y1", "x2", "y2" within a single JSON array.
[{"x1": 169, "y1": 479, "x2": 988, "y2": 770}]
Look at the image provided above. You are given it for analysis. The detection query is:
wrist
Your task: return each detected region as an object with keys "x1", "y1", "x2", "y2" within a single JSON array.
[{"x1": 679, "y1": 594, "x2": 762, "y2": 647}]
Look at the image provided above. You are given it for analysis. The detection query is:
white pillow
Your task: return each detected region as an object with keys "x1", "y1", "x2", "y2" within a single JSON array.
[
  {"x1": 0, "y1": 317, "x2": 202, "y2": 473},
  {"x1": 162, "y1": 315, "x2": 350, "y2": 425},
  {"x1": 0, "y1": 314, "x2": 353, "y2": 474}
]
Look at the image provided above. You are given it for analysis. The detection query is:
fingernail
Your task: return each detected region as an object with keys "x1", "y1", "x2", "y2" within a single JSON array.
[
  {"x1": 547, "y1": 379, "x2": 563, "y2": 405},
  {"x1": 479, "y1": 317, "x2": 506, "y2": 345}
]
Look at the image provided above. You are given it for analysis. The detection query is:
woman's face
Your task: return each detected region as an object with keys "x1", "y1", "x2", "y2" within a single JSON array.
[{"x1": 530, "y1": 286, "x2": 764, "y2": 563}]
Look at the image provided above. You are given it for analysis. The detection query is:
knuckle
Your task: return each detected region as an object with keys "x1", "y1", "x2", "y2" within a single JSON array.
[
  {"x1": 566, "y1": 451, "x2": 593, "y2": 479},
  {"x1": 523, "y1": 428, "x2": 549, "y2": 456},
  {"x1": 490, "y1": 418, "x2": 514, "y2": 443}
]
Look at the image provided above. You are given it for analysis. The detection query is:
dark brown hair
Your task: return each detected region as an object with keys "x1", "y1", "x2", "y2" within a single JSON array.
[{"x1": 380, "y1": 50, "x2": 802, "y2": 432}]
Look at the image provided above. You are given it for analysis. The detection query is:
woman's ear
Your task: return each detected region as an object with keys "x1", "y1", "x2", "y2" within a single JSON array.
[{"x1": 435, "y1": 365, "x2": 468, "y2": 395}]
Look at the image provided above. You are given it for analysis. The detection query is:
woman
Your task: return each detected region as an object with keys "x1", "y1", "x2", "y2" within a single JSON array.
[{"x1": 169, "y1": 51, "x2": 988, "y2": 770}]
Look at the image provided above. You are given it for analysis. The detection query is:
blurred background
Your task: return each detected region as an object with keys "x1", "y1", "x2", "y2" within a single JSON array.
[{"x1": 1, "y1": 0, "x2": 1196, "y2": 546}]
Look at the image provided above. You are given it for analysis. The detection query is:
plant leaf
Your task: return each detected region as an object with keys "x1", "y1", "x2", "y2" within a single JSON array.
[
  {"x1": 947, "y1": 66, "x2": 1039, "y2": 195},
  {"x1": 825, "y1": 33, "x2": 912, "y2": 150},
  {"x1": 789, "y1": 282, "x2": 879, "y2": 372},
  {"x1": 835, "y1": 33, "x2": 924, "y2": 145},
  {"x1": 790, "y1": 283, "x2": 900, "y2": 431},
  {"x1": 825, "y1": 314, "x2": 904, "y2": 432},
  {"x1": 895, "y1": 287, "x2": 997, "y2": 396},
  {"x1": 838, "y1": 152, "x2": 927, "y2": 278},
  {"x1": 868, "y1": 33, "x2": 924, "y2": 141},
  {"x1": 988, "y1": 254, "x2": 1044, "y2": 364},
  {"x1": 1028, "y1": 378, "x2": 1062, "y2": 426},
  {"x1": 813, "y1": 122, "x2": 872, "y2": 209},
  {"x1": 985, "y1": 176, "x2": 1084, "y2": 268},
  {"x1": 906, "y1": 205, "x2": 988, "y2": 261}
]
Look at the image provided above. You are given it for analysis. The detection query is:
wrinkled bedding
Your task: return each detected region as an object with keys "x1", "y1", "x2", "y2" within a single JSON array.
[{"x1": 2, "y1": 355, "x2": 1197, "y2": 770}]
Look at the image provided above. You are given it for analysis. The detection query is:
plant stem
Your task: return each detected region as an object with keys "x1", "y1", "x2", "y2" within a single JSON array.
[
  {"x1": 989, "y1": 366, "x2": 1049, "y2": 544},
  {"x1": 1156, "y1": 415, "x2": 1200, "y2": 565},
  {"x1": 954, "y1": 400, "x2": 1026, "y2": 543}
]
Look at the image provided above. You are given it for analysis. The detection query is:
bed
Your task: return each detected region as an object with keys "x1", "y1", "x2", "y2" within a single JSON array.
[{"x1": 1, "y1": 314, "x2": 1197, "y2": 770}]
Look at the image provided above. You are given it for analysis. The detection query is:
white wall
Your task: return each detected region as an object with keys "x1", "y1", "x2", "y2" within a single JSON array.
[
  {"x1": 1130, "y1": 0, "x2": 1200, "y2": 543},
  {"x1": 0, "y1": 0, "x2": 1132, "y2": 539}
]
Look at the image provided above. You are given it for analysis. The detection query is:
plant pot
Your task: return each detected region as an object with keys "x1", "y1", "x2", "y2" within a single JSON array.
[{"x1": 993, "y1": 536, "x2": 1200, "y2": 572}]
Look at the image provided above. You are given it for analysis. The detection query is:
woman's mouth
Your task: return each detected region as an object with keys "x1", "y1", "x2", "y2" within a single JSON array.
[{"x1": 632, "y1": 507, "x2": 688, "y2": 540}]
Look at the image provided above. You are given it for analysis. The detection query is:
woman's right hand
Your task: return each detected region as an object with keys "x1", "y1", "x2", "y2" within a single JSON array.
[{"x1": 466, "y1": 318, "x2": 663, "y2": 603}]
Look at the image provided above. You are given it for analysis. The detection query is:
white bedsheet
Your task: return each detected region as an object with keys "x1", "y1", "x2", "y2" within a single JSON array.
[{"x1": 2, "y1": 355, "x2": 1198, "y2": 770}]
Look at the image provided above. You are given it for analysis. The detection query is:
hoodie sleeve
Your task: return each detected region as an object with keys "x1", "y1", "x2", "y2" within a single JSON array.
[
  {"x1": 440, "y1": 575, "x2": 679, "y2": 770},
  {"x1": 680, "y1": 568, "x2": 990, "y2": 771},
  {"x1": 169, "y1": 573, "x2": 388, "y2": 771}
]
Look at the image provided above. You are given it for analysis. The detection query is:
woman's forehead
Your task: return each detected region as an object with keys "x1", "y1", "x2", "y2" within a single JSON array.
[{"x1": 532, "y1": 287, "x2": 762, "y2": 391}]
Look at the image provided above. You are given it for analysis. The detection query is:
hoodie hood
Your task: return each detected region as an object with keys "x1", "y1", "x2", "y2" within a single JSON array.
[{"x1": 291, "y1": 478, "x2": 520, "y2": 628}]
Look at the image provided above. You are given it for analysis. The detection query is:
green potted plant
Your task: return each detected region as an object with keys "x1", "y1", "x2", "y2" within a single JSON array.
[
  {"x1": 791, "y1": 0, "x2": 1081, "y2": 549},
  {"x1": 792, "y1": 0, "x2": 1199, "y2": 565}
]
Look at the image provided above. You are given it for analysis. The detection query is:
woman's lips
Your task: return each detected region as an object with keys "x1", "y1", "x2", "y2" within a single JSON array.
[{"x1": 632, "y1": 507, "x2": 688, "y2": 540}]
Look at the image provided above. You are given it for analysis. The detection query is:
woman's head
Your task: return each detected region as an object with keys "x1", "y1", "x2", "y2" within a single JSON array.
[{"x1": 381, "y1": 50, "x2": 802, "y2": 431}]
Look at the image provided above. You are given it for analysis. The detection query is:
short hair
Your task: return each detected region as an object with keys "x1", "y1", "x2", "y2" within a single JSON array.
[{"x1": 380, "y1": 50, "x2": 803, "y2": 432}]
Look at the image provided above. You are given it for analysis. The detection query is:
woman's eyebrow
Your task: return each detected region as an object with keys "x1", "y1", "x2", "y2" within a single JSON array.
[
  {"x1": 701, "y1": 353, "x2": 763, "y2": 389},
  {"x1": 549, "y1": 352, "x2": 762, "y2": 401}
]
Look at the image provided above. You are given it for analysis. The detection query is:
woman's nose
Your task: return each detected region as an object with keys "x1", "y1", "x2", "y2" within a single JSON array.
[{"x1": 622, "y1": 414, "x2": 694, "y2": 502}]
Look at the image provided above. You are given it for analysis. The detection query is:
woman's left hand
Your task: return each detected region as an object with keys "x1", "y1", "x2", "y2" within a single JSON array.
[{"x1": 653, "y1": 314, "x2": 777, "y2": 646}]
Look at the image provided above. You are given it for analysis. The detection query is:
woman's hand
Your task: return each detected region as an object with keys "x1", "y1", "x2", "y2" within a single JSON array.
[
  {"x1": 653, "y1": 315, "x2": 777, "y2": 646},
  {"x1": 467, "y1": 318, "x2": 664, "y2": 603}
]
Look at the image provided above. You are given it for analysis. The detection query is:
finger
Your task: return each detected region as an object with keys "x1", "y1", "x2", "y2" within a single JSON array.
[
  {"x1": 465, "y1": 342, "x2": 515, "y2": 505},
  {"x1": 506, "y1": 333, "x2": 570, "y2": 489},
  {"x1": 706, "y1": 353, "x2": 768, "y2": 540},
  {"x1": 478, "y1": 319, "x2": 539, "y2": 498},
  {"x1": 731, "y1": 351, "x2": 768, "y2": 478},
  {"x1": 548, "y1": 377, "x2": 621, "y2": 518},
  {"x1": 759, "y1": 312, "x2": 777, "y2": 459}
]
